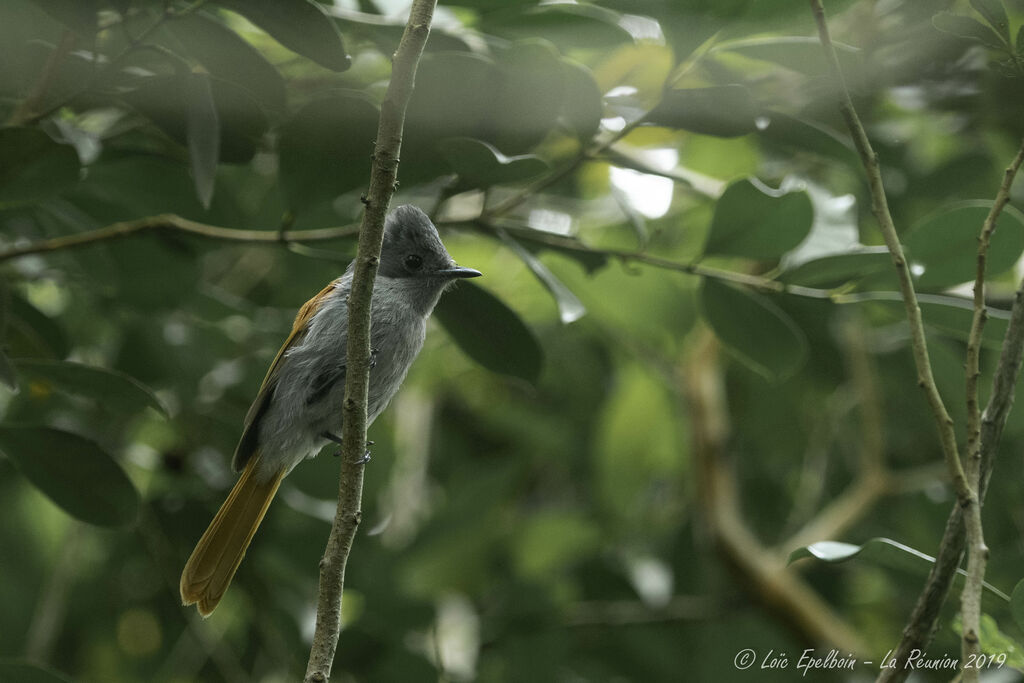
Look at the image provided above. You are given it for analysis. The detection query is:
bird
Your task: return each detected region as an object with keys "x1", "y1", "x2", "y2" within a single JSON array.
[{"x1": 180, "y1": 205, "x2": 481, "y2": 616}]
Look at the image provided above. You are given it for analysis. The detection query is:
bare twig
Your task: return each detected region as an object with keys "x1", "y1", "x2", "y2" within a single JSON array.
[
  {"x1": 876, "y1": 137, "x2": 1024, "y2": 683},
  {"x1": 302, "y1": 1, "x2": 437, "y2": 681},
  {"x1": 808, "y1": 2, "x2": 1011, "y2": 675},
  {"x1": 810, "y1": 0, "x2": 966, "y2": 502},
  {"x1": 464, "y1": 219, "x2": 837, "y2": 298},
  {"x1": 0, "y1": 214, "x2": 359, "y2": 262},
  {"x1": 959, "y1": 138, "x2": 1024, "y2": 681},
  {"x1": 976, "y1": 138, "x2": 1024, "y2": 484}
]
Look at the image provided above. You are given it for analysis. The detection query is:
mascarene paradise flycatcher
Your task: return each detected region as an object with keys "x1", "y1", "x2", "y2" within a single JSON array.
[{"x1": 180, "y1": 205, "x2": 481, "y2": 616}]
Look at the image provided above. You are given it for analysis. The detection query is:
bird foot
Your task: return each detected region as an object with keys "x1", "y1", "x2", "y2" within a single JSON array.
[{"x1": 322, "y1": 432, "x2": 373, "y2": 463}]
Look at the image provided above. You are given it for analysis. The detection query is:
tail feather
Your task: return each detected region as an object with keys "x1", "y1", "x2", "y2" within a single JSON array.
[{"x1": 180, "y1": 456, "x2": 284, "y2": 617}]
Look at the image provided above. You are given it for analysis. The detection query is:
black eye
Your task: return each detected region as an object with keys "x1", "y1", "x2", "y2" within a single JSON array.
[{"x1": 404, "y1": 254, "x2": 423, "y2": 270}]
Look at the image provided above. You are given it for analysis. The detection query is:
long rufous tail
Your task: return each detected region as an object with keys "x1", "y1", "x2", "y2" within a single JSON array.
[{"x1": 180, "y1": 456, "x2": 284, "y2": 617}]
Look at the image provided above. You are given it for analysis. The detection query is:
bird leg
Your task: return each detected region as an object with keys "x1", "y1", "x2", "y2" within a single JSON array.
[{"x1": 322, "y1": 431, "x2": 373, "y2": 464}]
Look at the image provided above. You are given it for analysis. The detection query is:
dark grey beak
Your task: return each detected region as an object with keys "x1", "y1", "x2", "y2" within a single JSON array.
[{"x1": 436, "y1": 265, "x2": 482, "y2": 279}]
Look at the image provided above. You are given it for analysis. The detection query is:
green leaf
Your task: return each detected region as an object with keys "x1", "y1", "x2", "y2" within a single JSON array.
[
  {"x1": 594, "y1": 363, "x2": 682, "y2": 524},
  {"x1": 758, "y1": 111, "x2": 857, "y2": 165},
  {"x1": 560, "y1": 59, "x2": 603, "y2": 142},
  {"x1": 715, "y1": 36, "x2": 861, "y2": 78},
  {"x1": 106, "y1": 232, "x2": 201, "y2": 310},
  {"x1": 1018, "y1": 24, "x2": 1024, "y2": 54},
  {"x1": 647, "y1": 85, "x2": 759, "y2": 138},
  {"x1": 700, "y1": 279, "x2": 808, "y2": 380},
  {"x1": 778, "y1": 248, "x2": 892, "y2": 287},
  {"x1": 438, "y1": 138, "x2": 548, "y2": 191},
  {"x1": 7, "y1": 293, "x2": 68, "y2": 359},
  {"x1": 0, "y1": 660, "x2": 75, "y2": 683},
  {"x1": 434, "y1": 282, "x2": 543, "y2": 382},
  {"x1": 215, "y1": 0, "x2": 352, "y2": 71},
  {"x1": 969, "y1": 0, "x2": 1010, "y2": 42},
  {"x1": 0, "y1": 349, "x2": 16, "y2": 391},
  {"x1": 27, "y1": 0, "x2": 97, "y2": 34},
  {"x1": 481, "y1": 3, "x2": 634, "y2": 51},
  {"x1": 704, "y1": 179, "x2": 814, "y2": 259},
  {"x1": 403, "y1": 52, "x2": 501, "y2": 183},
  {"x1": 278, "y1": 91, "x2": 379, "y2": 211},
  {"x1": 491, "y1": 40, "x2": 567, "y2": 154},
  {"x1": 933, "y1": 12, "x2": 1007, "y2": 49},
  {"x1": 973, "y1": 614, "x2": 1024, "y2": 671},
  {"x1": 12, "y1": 359, "x2": 168, "y2": 417},
  {"x1": 1011, "y1": 578, "x2": 1024, "y2": 633},
  {"x1": 185, "y1": 71, "x2": 219, "y2": 209},
  {"x1": 611, "y1": 185, "x2": 649, "y2": 248},
  {"x1": 514, "y1": 511, "x2": 602, "y2": 578},
  {"x1": 905, "y1": 201, "x2": 1024, "y2": 290},
  {"x1": 500, "y1": 233, "x2": 586, "y2": 324},
  {"x1": 789, "y1": 537, "x2": 1010, "y2": 600},
  {"x1": 0, "y1": 426, "x2": 140, "y2": 527},
  {"x1": 124, "y1": 74, "x2": 268, "y2": 164},
  {"x1": 0, "y1": 127, "x2": 80, "y2": 207},
  {"x1": 163, "y1": 12, "x2": 286, "y2": 114},
  {"x1": 512, "y1": 233, "x2": 609, "y2": 275},
  {"x1": 849, "y1": 292, "x2": 1010, "y2": 346}
]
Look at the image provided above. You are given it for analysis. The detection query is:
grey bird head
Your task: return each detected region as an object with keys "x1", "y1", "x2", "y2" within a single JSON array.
[{"x1": 379, "y1": 205, "x2": 481, "y2": 282}]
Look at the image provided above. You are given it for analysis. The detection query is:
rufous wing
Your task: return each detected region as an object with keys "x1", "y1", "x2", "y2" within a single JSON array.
[{"x1": 233, "y1": 280, "x2": 340, "y2": 471}]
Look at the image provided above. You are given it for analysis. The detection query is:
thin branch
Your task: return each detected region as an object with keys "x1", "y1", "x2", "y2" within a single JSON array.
[
  {"x1": 810, "y1": 2, "x2": 1009, "y2": 675},
  {"x1": 464, "y1": 218, "x2": 837, "y2": 298},
  {"x1": 976, "y1": 137, "x2": 1024, "y2": 482},
  {"x1": 810, "y1": 0, "x2": 967, "y2": 503},
  {"x1": 8, "y1": 210, "x2": 1016, "y2": 334},
  {"x1": 0, "y1": 214, "x2": 359, "y2": 262},
  {"x1": 302, "y1": 1, "x2": 437, "y2": 681},
  {"x1": 959, "y1": 139, "x2": 1024, "y2": 683},
  {"x1": 876, "y1": 137, "x2": 1024, "y2": 683}
]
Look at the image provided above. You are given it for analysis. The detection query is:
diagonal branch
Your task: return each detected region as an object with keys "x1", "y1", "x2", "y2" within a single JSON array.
[{"x1": 302, "y1": 1, "x2": 437, "y2": 681}]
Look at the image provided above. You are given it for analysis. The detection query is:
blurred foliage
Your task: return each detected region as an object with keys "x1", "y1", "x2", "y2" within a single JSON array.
[{"x1": 2, "y1": 0, "x2": 1024, "y2": 681}]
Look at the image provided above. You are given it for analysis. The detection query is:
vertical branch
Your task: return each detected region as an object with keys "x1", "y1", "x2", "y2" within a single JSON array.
[
  {"x1": 809, "y1": 0, "x2": 1002, "y2": 676},
  {"x1": 959, "y1": 139, "x2": 1024, "y2": 680},
  {"x1": 303, "y1": 2, "x2": 437, "y2": 682},
  {"x1": 808, "y1": 0, "x2": 968, "y2": 502},
  {"x1": 876, "y1": 137, "x2": 1024, "y2": 683}
]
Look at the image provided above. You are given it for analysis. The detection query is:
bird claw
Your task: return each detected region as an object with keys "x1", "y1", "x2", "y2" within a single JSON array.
[{"x1": 323, "y1": 433, "x2": 372, "y2": 463}]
